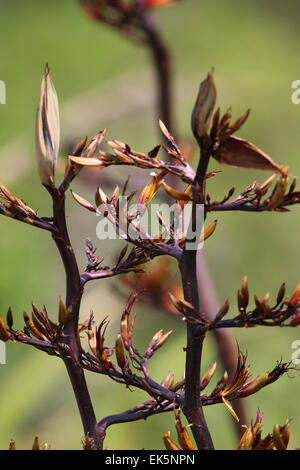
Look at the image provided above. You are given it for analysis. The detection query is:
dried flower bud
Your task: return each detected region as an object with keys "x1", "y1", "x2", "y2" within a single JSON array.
[
  {"x1": 237, "y1": 426, "x2": 253, "y2": 450},
  {"x1": 0, "y1": 316, "x2": 9, "y2": 341},
  {"x1": 163, "y1": 432, "x2": 180, "y2": 450},
  {"x1": 8, "y1": 439, "x2": 16, "y2": 450},
  {"x1": 95, "y1": 187, "x2": 107, "y2": 207},
  {"x1": 290, "y1": 282, "x2": 300, "y2": 305},
  {"x1": 162, "y1": 182, "x2": 191, "y2": 202},
  {"x1": 115, "y1": 334, "x2": 126, "y2": 369},
  {"x1": 191, "y1": 70, "x2": 216, "y2": 141},
  {"x1": 6, "y1": 307, "x2": 13, "y2": 329},
  {"x1": 58, "y1": 296, "x2": 69, "y2": 325},
  {"x1": 200, "y1": 220, "x2": 217, "y2": 242},
  {"x1": 175, "y1": 410, "x2": 195, "y2": 450},
  {"x1": 273, "y1": 424, "x2": 287, "y2": 450},
  {"x1": 36, "y1": 63, "x2": 60, "y2": 186},
  {"x1": 241, "y1": 276, "x2": 249, "y2": 308},
  {"x1": 214, "y1": 299, "x2": 230, "y2": 322},
  {"x1": 71, "y1": 191, "x2": 96, "y2": 212},
  {"x1": 221, "y1": 394, "x2": 239, "y2": 422},
  {"x1": 32, "y1": 437, "x2": 40, "y2": 450},
  {"x1": 200, "y1": 361, "x2": 217, "y2": 390},
  {"x1": 276, "y1": 283, "x2": 286, "y2": 305}
]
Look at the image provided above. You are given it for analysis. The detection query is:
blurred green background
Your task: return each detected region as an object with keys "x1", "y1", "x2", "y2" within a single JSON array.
[{"x1": 1, "y1": 0, "x2": 300, "y2": 450}]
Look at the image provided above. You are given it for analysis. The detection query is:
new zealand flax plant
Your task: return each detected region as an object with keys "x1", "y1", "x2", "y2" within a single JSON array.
[{"x1": 1, "y1": 0, "x2": 300, "y2": 451}]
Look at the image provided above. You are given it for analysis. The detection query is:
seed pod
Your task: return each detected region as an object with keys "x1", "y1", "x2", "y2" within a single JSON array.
[
  {"x1": 36, "y1": 63, "x2": 60, "y2": 186},
  {"x1": 175, "y1": 413, "x2": 195, "y2": 450},
  {"x1": 200, "y1": 361, "x2": 217, "y2": 390},
  {"x1": 162, "y1": 182, "x2": 192, "y2": 202},
  {"x1": 237, "y1": 426, "x2": 253, "y2": 450},
  {"x1": 71, "y1": 191, "x2": 96, "y2": 212},
  {"x1": 200, "y1": 220, "x2": 217, "y2": 242},
  {"x1": 221, "y1": 394, "x2": 239, "y2": 422},
  {"x1": 58, "y1": 296, "x2": 69, "y2": 325},
  {"x1": 6, "y1": 307, "x2": 13, "y2": 329},
  {"x1": 229, "y1": 108, "x2": 250, "y2": 134},
  {"x1": 237, "y1": 289, "x2": 245, "y2": 312},
  {"x1": 32, "y1": 437, "x2": 40, "y2": 450},
  {"x1": 290, "y1": 282, "x2": 300, "y2": 305},
  {"x1": 163, "y1": 432, "x2": 180, "y2": 451},
  {"x1": 273, "y1": 424, "x2": 286, "y2": 450},
  {"x1": 191, "y1": 70, "x2": 216, "y2": 141},
  {"x1": 241, "y1": 276, "x2": 249, "y2": 308},
  {"x1": 95, "y1": 187, "x2": 107, "y2": 207},
  {"x1": 0, "y1": 316, "x2": 9, "y2": 341},
  {"x1": 276, "y1": 283, "x2": 286, "y2": 305},
  {"x1": 161, "y1": 371, "x2": 174, "y2": 389},
  {"x1": 115, "y1": 334, "x2": 126, "y2": 369},
  {"x1": 215, "y1": 299, "x2": 230, "y2": 322},
  {"x1": 259, "y1": 174, "x2": 276, "y2": 193},
  {"x1": 8, "y1": 439, "x2": 16, "y2": 450}
]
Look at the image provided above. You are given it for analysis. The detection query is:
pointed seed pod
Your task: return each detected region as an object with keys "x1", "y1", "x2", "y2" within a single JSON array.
[
  {"x1": 71, "y1": 191, "x2": 96, "y2": 212},
  {"x1": 215, "y1": 299, "x2": 230, "y2": 322},
  {"x1": 163, "y1": 432, "x2": 180, "y2": 451},
  {"x1": 0, "y1": 316, "x2": 9, "y2": 341},
  {"x1": 115, "y1": 334, "x2": 126, "y2": 369},
  {"x1": 191, "y1": 69, "x2": 216, "y2": 141},
  {"x1": 200, "y1": 220, "x2": 217, "y2": 242},
  {"x1": 276, "y1": 283, "x2": 286, "y2": 305},
  {"x1": 241, "y1": 276, "x2": 249, "y2": 308},
  {"x1": 175, "y1": 417, "x2": 195, "y2": 450},
  {"x1": 273, "y1": 424, "x2": 286, "y2": 450},
  {"x1": 95, "y1": 187, "x2": 107, "y2": 207},
  {"x1": 6, "y1": 307, "x2": 13, "y2": 329},
  {"x1": 8, "y1": 439, "x2": 16, "y2": 450},
  {"x1": 32, "y1": 437, "x2": 40, "y2": 450},
  {"x1": 58, "y1": 296, "x2": 69, "y2": 325},
  {"x1": 237, "y1": 289, "x2": 245, "y2": 312},
  {"x1": 162, "y1": 182, "x2": 191, "y2": 202},
  {"x1": 36, "y1": 63, "x2": 60, "y2": 186},
  {"x1": 200, "y1": 361, "x2": 217, "y2": 390}
]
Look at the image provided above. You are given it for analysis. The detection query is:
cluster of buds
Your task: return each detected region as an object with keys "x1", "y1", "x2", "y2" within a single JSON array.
[
  {"x1": 0, "y1": 184, "x2": 54, "y2": 232},
  {"x1": 81, "y1": 0, "x2": 178, "y2": 42},
  {"x1": 211, "y1": 278, "x2": 300, "y2": 329},
  {"x1": 164, "y1": 409, "x2": 293, "y2": 451},
  {"x1": 0, "y1": 300, "x2": 82, "y2": 362},
  {"x1": 237, "y1": 410, "x2": 291, "y2": 450},
  {"x1": 69, "y1": 121, "x2": 195, "y2": 184},
  {"x1": 8, "y1": 437, "x2": 50, "y2": 451},
  {"x1": 163, "y1": 409, "x2": 195, "y2": 450},
  {"x1": 198, "y1": 349, "x2": 291, "y2": 422},
  {"x1": 80, "y1": 293, "x2": 182, "y2": 406},
  {"x1": 206, "y1": 172, "x2": 300, "y2": 213},
  {"x1": 192, "y1": 71, "x2": 285, "y2": 174}
]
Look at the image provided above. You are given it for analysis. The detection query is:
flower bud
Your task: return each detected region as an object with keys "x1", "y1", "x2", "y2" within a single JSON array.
[
  {"x1": 36, "y1": 63, "x2": 60, "y2": 186},
  {"x1": 191, "y1": 69, "x2": 216, "y2": 141}
]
